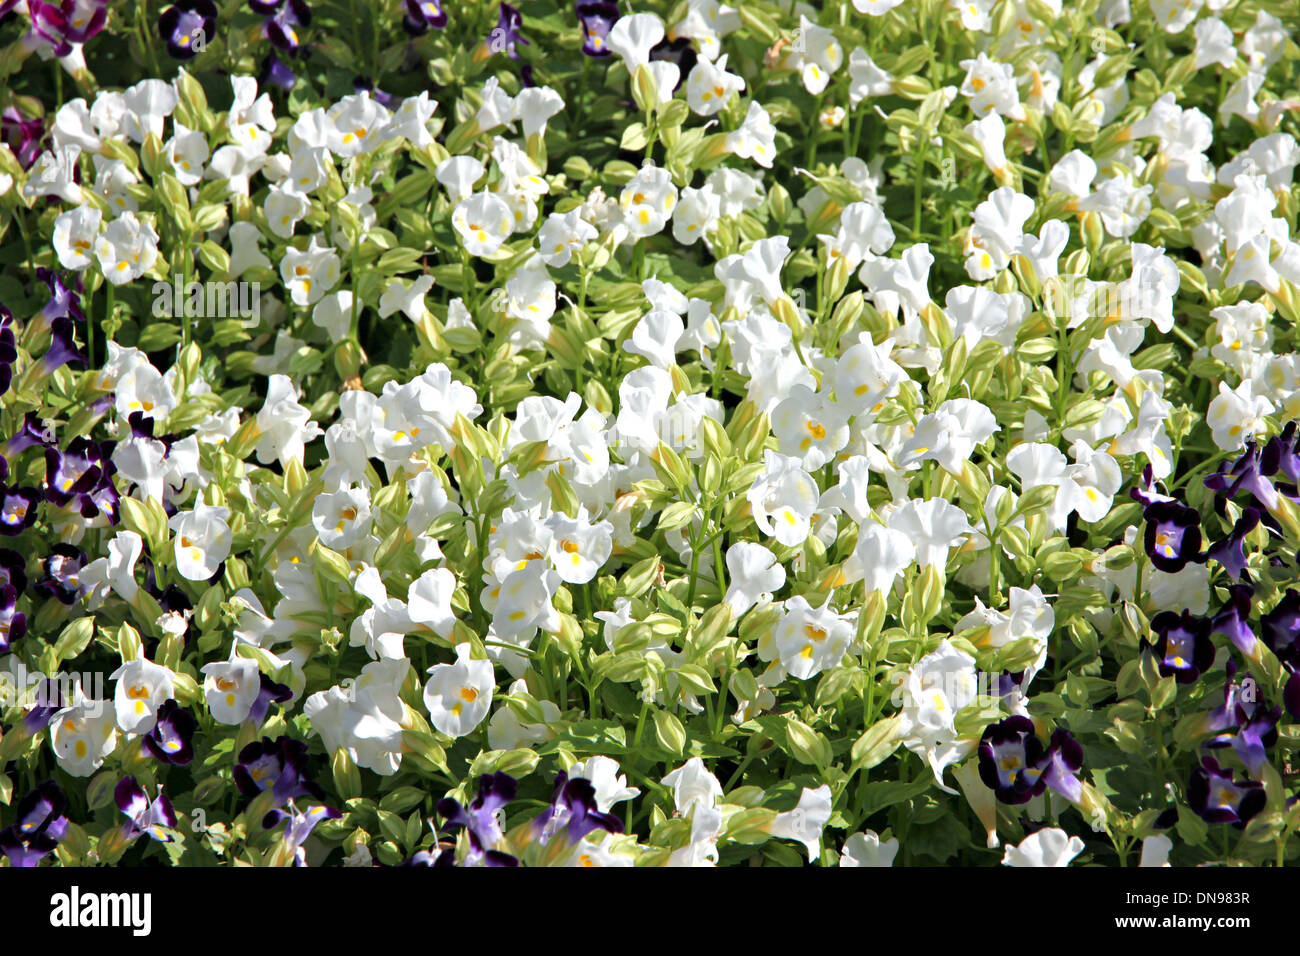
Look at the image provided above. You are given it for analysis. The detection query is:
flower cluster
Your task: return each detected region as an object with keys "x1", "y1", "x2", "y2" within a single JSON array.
[{"x1": 0, "y1": 0, "x2": 1299, "y2": 868}]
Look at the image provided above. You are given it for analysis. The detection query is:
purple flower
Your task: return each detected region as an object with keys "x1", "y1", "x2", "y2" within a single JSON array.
[
  {"x1": 258, "y1": 52, "x2": 298, "y2": 91},
  {"x1": 1143, "y1": 500, "x2": 1203, "y2": 573},
  {"x1": 1149, "y1": 610, "x2": 1214, "y2": 684},
  {"x1": 234, "y1": 736, "x2": 325, "y2": 806},
  {"x1": 1038, "y1": 729, "x2": 1085, "y2": 804},
  {"x1": 1187, "y1": 756, "x2": 1265, "y2": 827},
  {"x1": 0, "y1": 305, "x2": 17, "y2": 396},
  {"x1": 115, "y1": 776, "x2": 178, "y2": 842},
  {"x1": 1130, "y1": 463, "x2": 1175, "y2": 509},
  {"x1": 37, "y1": 269, "x2": 86, "y2": 325},
  {"x1": 41, "y1": 317, "x2": 86, "y2": 374},
  {"x1": 262, "y1": 802, "x2": 341, "y2": 866},
  {"x1": 0, "y1": 546, "x2": 28, "y2": 593},
  {"x1": 0, "y1": 584, "x2": 26, "y2": 653},
  {"x1": 1285, "y1": 671, "x2": 1300, "y2": 721},
  {"x1": 1264, "y1": 421, "x2": 1300, "y2": 485},
  {"x1": 402, "y1": 0, "x2": 446, "y2": 35},
  {"x1": 531, "y1": 772, "x2": 624, "y2": 845},
  {"x1": 0, "y1": 780, "x2": 70, "y2": 867},
  {"x1": 44, "y1": 438, "x2": 104, "y2": 505},
  {"x1": 0, "y1": 108, "x2": 43, "y2": 170},
  {"x1": 1206, "y1": 508, "x2": 1261, "y2": 582},
  {"x1": 576, "y1": 1, "x2": 619, "y2": 57},
  {"x1": 159, "y1": 0, "x2": 216, "y2": 60},
  {"x1": 36, "y1": 546, "x2": 84, "y2": 606},
  {"x1": 142, "y1": 699, "x2": 197, "y2": 765},
  {"x1": 1262, "y1": 589, "x2": 1300, "y2": 667},
  {"x1": 1209, "y1": 584, "x2": 1256, "y2": 654},
  {"x1": 247, "y1": 671, "x2": 293, "y2": 726},
  {"x1": 977, "y1": 715, "x2": 1047, "y2": 804},
  {"x1": 0, "y1": 485, "x2": 40, "y2": 536},
  {"x1": 23, "y1": 676, "x2": 66, "y2": 733},
  {"x1": 437, "y1": 772, "x2": 517, "y2": 862},
  {"x1": 263, "y1": 0, "x2": 311, "y2": 52},
  {"x1": 978, "y1": 718, "x2": 1085, "y2": 805},
  {"x1": 1204, "y1": 441, "x2": 1280, "y2": 512},
  {"x1": 487, "y1": 2, "x2": 528, "y2": 59},
  {"x1": 5, "y1": 412, "x2": 59, "y2": 457},
  {"x1": 1208, "y1": 705, "x2": 1280, "y2": 777}
]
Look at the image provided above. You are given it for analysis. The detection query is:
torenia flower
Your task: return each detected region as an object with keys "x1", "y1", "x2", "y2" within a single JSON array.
[
  {"x1": 453, "y1": 191, "x2": 513, "y2": 257},
  {"x1": 846, "y1": 521, "x2": 916, "y2": 593},
  {"x1": 408, "y1": 567, "x2": 458, "y2": 638},
  {"x1": 52, "y1": 205, "x2": 102, "y2": 270},
  {"x1": 49, "y1": 684, "x2": 117, "y2": 777},
  {"x1": 787, "y1": 16, "x2": 842, "y2": 95},
  {"x1": 685, "y1": 54, "x2": 744, "y2": 115},
  {"x1": 897, "y1": 640, "x2": 980, "y2": 787},
  {"x1": 110, "y1": 657, "x2": 176, "y2": 735},
  {"x1": 774, "y1": 597, "x2": 853, "y2": 680},
  {"x1": 747, "y1": 450, "x2": 821, "y2": 546},
  {"x1": 201, "y1": 654, "x2": 262, "y2": 724},
  {"x1": 255, "y1": 375, "x2": 323, "y2": 467},
  {"x1": 545, "y1": 510, "x2": 613, "y2": 584},
  {"x1": 423, "y1": 643, "x2": 495, "y2": 738},
  {"x1": 887, "y1": 499, "x2": 973, "y2": 568},
  {"x1": 115, "y1": 777, "x2": 178, "y2": 843},
  {"x1": 312, "y1": 485, "x2": 373, "y2": 550},
  {"x1": 1207, "y1": 380, "x2": 1273, "y2": 451},
  {"x1": 727, "y1": 101, "x2": 778, "y2": 168},
  {"x1": 169, "y1": 501, "x2": 232, "y2": 581},
  {"x1": 620, "y1": 164, "x2": 678, "y2": 240},
  {"x1": 1001, "y1": 828, "x2": 1085, "y2": 867},
  {"x1": 604, "y1": 12, "x2": 663, "y2": 71},
  {"x1": 840, "y1": 830, "x2": 899, "y2": 866},
  {"x1": 537, "y1": 210, "x2": 597, "y2": 267},
  {"x1": 280, "y1": 235, "x2": 341, "y2": 306},
  {"x1": 771, "y1": 385, "x2": 849, "y2": 470},
  {"x1": 94, "y1": 211, "x2": 160, "y2": 285},
  {"x1": 723, "y1": 542, "x2": 785, "y2": 617},
  {"x1": 766, "y1": 785, "x2": 832, "y2": 860}
]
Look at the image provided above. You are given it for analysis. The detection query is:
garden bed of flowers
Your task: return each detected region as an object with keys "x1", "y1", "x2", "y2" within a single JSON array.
[{"x1": 0, "y1": 0, "x2": 1298, "y2": 869}]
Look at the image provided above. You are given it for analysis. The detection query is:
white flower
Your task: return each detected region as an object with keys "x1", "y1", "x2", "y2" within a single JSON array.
[
  {"x1": 748, "y1": 450, "x2": 821, "y2": 547},
  {"x1": 727, "y1": 102, "x2": 778, "y2": 168},
  {"x1": 280, "y1": 236, "x2": 341, "y2": 306},
  {"x1": 723, "y1": 542, "x2": 786, "y2": 617},
  {"x1": 1207, "y1": 379, "x2": 1274, "y2": 451},
  {"x1": 49, "y1": 684, "x2": 118, "y2": 777},
  {"x1": 95, "y1": 211, "x2": 160, "y2": 285},
  {"x1": 620, "y1": 164, "x2": 678, "y2": 239},
  {"x1": 201, "y1": 654, "x2": 262, "y2": 725},
  {"x1": 662, "y1": 756, "x2": 722, "y2": 815},
  {"x1": 423, "y1": 643, "x2": 495, "y2": 738},
  {"x1": 110, "y1": 658, "x2": 176, "y2": 735},
  {"x1": 53, "y1": 205, "x2": 103, "y2": 270},
  {"x1": 774, "y1": 597, "x2": 854, "y2": 680},
  {"x1": 887, "y1": 498, "x2": 973, "y2": 568},
  {"x1": 255, "y1": 375, "x2": 323, "y2": 467},
  {"x1": 567, "y1": 756, "x2": 640, "y2": 812},
  {"x1": 407, "y1": 567, "x2": 458, "y2": 639},
  {"x1": 537, "y1": 209, "x2": 597, "y2": 267},
  {"x1": 840, "y1": 830, "x2": 899, "y2": 866},
  {"x1": 453, "y1": 192, "x2": 513, "y2": 257},
  {"x1": 766, "y1": 785, "x2": 832, "y2": 860},
  {"x1": 685, "y1": 54, "x2": 744, "y2": 116},
  {"x1": 1002, "y1": 828, "x2": 1086, "y2": 867},
  {"x1": 605, "y1": 12, "x2": 664, "y2": 71},
  {"x1": 169, "y1": 501, "x2": 233, "y2": 581},
  {"x1": 897, "y1": 639, "x2": 980, "y2": 787}
]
